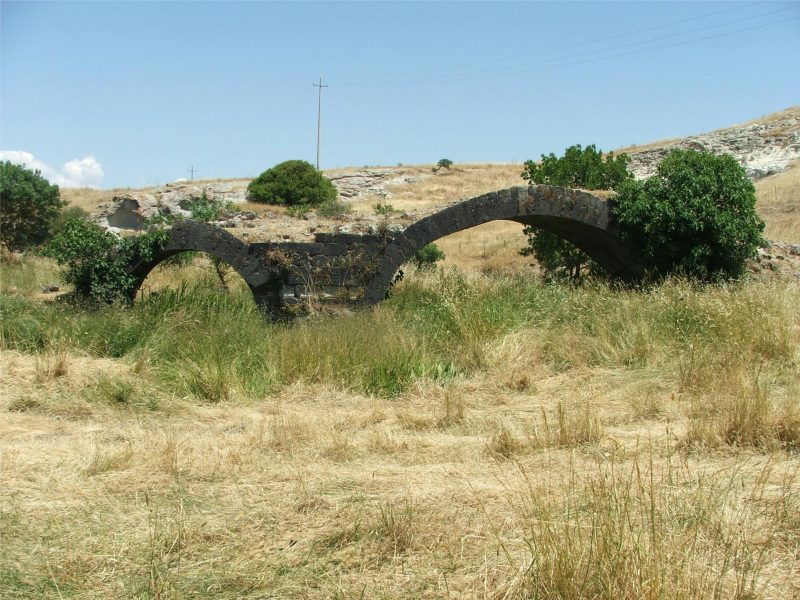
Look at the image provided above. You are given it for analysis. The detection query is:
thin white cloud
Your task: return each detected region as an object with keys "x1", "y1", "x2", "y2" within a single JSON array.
[
  {"x1": 0, "y1": 150, "x2": 105, "y2": 188},
  {"x1": 61, "y1": 156, "x2": 104, "y2": 187}
]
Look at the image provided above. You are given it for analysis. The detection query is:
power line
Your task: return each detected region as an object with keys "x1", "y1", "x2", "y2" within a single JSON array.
[
  {"x1": 467, "y1": 14, "x2": 800, "y2": 84},
  {"x1": 335, "y1": 1, "x2": 765, "y2": 83},
  {"x1": 332, "y1": 5, "x2": 798, "y2": 87}
]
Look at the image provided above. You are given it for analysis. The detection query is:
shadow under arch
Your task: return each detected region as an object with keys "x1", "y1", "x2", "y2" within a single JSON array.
[
  {"x1": 362, "y1": 185, "x2": 646, "y2": 305},
  {"x1": 127, "y1": 221, "x2": 284, "y2": 315}
]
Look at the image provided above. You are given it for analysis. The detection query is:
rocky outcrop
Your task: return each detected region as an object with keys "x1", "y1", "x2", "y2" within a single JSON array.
[
  {"x1": 327, "y1": 168, "x2": 428, "y2": 199},
  {"x1": 96, "y1": 194, "x2": 164, "y2": 232},
  {"x1": 749, "y1": 241, "x2": 800, "y2": 279},
  {"x1": 95, "y1": 181, "x2": 249, "y2": 232},
  {"x1": 628, "y1": 108, "x2": 800, "y2": 180}
]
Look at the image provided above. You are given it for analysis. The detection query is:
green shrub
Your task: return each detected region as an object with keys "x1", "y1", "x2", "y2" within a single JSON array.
[
  {"x1": 313, "y1": 198, "x2": 353, "y2": 218},
  {"x1": 613, "y1": 149, "x2": 764, "y2": 280},
  {"x1": 374, "y1": 202, "x2": 397, "y2": 216},
  {"x1": 520, "y1": 229, "x2": 603, "y2": 281},
  {"x1": 187, "y1": 191, "x2": 228, "y2": 221},
  {"x1": 49, "y1": 205, "x2": 90, "y2": 237},
  {"x1": 0, "y1": 161, "x2": 65, "y2": 250},
  {"x1": 521, "y1": 145, "x2": 631, "y2": 280},
  {"x1": 247, "y1": 160, "x2": 336, "y2": 207},
  {"x1": 412, "y1": 243, "x2": 445, "y2": 270},
  {"x1": 44, "y1": 218, "x2": 168, "y2": 304},
  {"x1": 522, "y1": 144, "x2": 632, "y2": 190}
]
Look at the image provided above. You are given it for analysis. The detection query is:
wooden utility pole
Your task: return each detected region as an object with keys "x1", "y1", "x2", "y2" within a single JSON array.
[
  {"x1": 313, "y1": 77, "x2": 328, "y2": 170},
  {"x1": 188, "y1": 165, "x2": 197, "y2": 181}
]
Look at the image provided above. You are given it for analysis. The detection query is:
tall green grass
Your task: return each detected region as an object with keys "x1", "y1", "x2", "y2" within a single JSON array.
[{"x1": 2, "y1": 259, "x2": 798, "y2": 405}]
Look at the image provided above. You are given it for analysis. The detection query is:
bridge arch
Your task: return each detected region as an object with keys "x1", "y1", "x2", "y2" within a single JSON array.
[
  {"x1": 128, "y1": 221, "x2": 284, "y2": 314},
  {"x1": 362, "y1": 185, "x2": 646, "y2": 305}
]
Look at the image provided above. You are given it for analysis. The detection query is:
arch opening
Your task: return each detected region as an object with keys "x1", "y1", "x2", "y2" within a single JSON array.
[
  {"x1": 363, "y1": 186, "x2": 646, "y2": 305},
  {"x1": 428, "y1": 220, "x2": 532, "y2": 273},
  {"x1": 134, "y1": 251, "x2": 256, "y2": 306}
]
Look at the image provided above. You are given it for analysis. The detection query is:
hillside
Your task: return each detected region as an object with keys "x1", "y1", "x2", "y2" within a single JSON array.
[{"x1": 61, "y1": 107, "x2": 799, "y2": 274}]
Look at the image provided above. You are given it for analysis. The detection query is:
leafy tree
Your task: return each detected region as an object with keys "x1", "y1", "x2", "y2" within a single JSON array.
[
  {"x1": 433, "y1": 158, "x2": 454, "y2": 173},
  {"x1": 613, "y1": 149, "x2": 763, "y2": 280},
  {"x1": 247, "y1": 160, "x2": 337, "y2": 207},
  {"x1": 521, "y1": 145, "x2": 632, "y2": 280},
  {"x1": 0, "y1": 161, "x2": 65, "y2": 250},
  {"x1": 519, "y1": 231, "x2": 589, "y2": 281},
  {"x1": 45, "y1": 218, "x2": 168, "y2": 304},
  {"x1": 522, "y1": 144, "x2": 631, "y2": 190}
]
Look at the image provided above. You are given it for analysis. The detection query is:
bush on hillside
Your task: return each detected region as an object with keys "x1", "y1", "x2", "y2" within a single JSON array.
[
  {"x1": 187, "y1": 190, "x2": 230, "y2": 222},
  {"x1": 0, "y1": 161, "x2": 65, "y2": 251},
  {"x1": 521, "y1": 144, "x2": 632, "y2": 280},
  {"x1": 613, "y1": 149, "x2": 764, "y2": 280},
  {"x1": 247, "y1": 160, "x2": 337, "y2": 207},
  {"x1": 49, "y1": 206, "x2": 90, "y2": 238}
]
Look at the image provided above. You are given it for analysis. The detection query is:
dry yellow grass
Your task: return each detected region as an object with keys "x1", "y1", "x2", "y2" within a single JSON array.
[
  {"x1": 2, "y1": 350, "x2": 798, "y2": 596},
  {"x1": 2, "y1": 259, "x2": 799, "y2": 596},
  {"x1": 756, "y1": 160, "x2": 800, "y2": 242},
  {"x1": 60, "y1": 186, "x2": 129, "y2": 213}
]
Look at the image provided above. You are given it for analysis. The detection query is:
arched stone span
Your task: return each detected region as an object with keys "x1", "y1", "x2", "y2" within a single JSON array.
[
  {"x1": 362, "y1": 185, "x2": 646, "y2": 305},
  {"x1": 123, "y1": 186, "x2": 645, "y2": 317},
  {"x1": 128, "y1": 220, "x2": 284, "y2": 314}
]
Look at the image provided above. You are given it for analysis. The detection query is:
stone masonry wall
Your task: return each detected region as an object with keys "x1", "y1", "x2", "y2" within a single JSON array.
[{"x1": 251, "y1": 233, "x2": 387, "y2": 306}]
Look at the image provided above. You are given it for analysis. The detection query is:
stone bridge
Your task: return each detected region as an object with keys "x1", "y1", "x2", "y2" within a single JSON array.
[{"x1": 129, "y1": 185, "x2": 646, "y2": 316}]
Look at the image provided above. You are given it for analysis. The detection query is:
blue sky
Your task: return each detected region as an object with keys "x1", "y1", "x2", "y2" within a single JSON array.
[{"x1": 1, "y1": 1, "x2": 798, "y2": 189}]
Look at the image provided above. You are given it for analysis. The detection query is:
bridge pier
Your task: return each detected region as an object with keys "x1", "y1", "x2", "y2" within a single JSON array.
[{"x1": 250, "y1": 283, "x2": 285, "y2": 320}]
